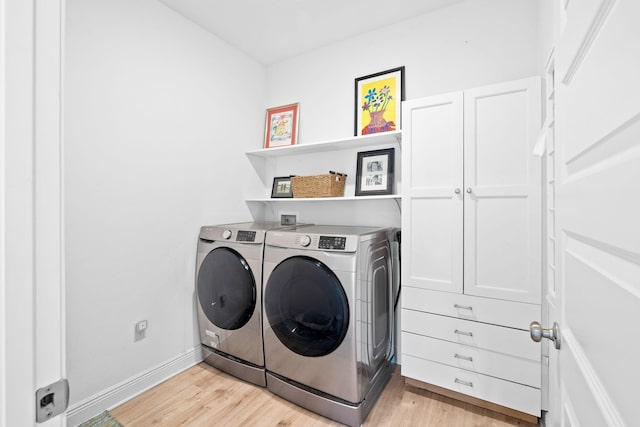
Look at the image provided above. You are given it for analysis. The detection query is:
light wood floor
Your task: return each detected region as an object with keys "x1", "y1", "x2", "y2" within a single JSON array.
[{"x1": 111, "y1": 363, "x2": 539, "y2": 426}]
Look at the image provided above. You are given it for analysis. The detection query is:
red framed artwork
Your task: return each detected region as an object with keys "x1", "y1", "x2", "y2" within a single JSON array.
[{"x1": 264, "y1": 103, "x2": 300, "y2": 148}]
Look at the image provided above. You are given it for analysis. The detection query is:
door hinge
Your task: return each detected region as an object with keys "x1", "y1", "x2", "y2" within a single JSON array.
[{"x1": 35, "y1": 379, "x2": 69, "y2": 423}]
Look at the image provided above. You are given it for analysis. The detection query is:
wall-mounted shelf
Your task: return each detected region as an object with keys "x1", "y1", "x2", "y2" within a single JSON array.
[
  {"x1": 246, "y1": 195, "x2": 401, "y2": 203},
  {"x1": 245, "y1": 131, "x2": 401, "y2": 158},
  {"x1": 245, "y1": 131, "x2": 402, "y2": 226}
]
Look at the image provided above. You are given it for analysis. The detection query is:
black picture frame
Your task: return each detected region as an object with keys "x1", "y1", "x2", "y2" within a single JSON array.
[
  {"x1": 355, "y1": 148, "x2": 395, "y2": 196},
  {"x1": 271, "y1": 176, "x2": 294, "y2": 198},
  {"x1": 354, "y1": 66, "x2": 405, "y2": 136}
]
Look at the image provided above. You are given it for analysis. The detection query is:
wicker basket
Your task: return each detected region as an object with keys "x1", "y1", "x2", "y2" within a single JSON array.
[{"x1": 291, "y1": 172, "x2": 347, "y2": 198}]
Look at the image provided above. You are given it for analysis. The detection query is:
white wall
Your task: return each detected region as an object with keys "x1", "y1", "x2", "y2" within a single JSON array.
[
  {"x1": 537, "y1": 0, "x2": 556, "y2": 73},
  {"x1": 267, "y1": 0, "x2": 540, "y2": 144},
  {"x1": 64, "y1": 0, "x2": 265, "y2": 416},
  {"x1": 262, "y1": 0, "x2": 540, "y2": 226}
]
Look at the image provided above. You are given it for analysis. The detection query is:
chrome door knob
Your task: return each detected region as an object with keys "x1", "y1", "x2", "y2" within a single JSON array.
[
  {"x1": 530, "y1": 321, "x2": 561, "y2": 349},
  {"x1": 455, "y1": 188, "x2": 461, "y2": 194},
  {"x1": 466, "y1": 188, "x2": 472, "y2": 194}
]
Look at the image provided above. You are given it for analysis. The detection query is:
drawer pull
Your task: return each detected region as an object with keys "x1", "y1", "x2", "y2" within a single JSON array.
[
  {"x1": 454, "y1": 378, "x2": 473, "y2": 388},
  {"x1": 454, "y1": 353, "x2": 473, "y2": 362},
  {"x1": 454, "y1": 329, "x2": 474, "y2": 337},
  {"x1": 454, "y1": 304, "x2": 473, "y2": 311}
]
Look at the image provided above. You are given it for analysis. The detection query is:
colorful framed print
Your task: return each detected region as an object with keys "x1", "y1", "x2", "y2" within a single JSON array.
[
  {"x1": 355, "y1": 148, "x2": 395, "y2": 196},
  {"x1": 264, "y1": 103, "x2": 300, "y2": 148},
  {"x1": 354, "y1": 67, "x2": 405, "y2": 136},
  {"x1": 271, "y1": 176, "x2": 294, "y2": 198}
]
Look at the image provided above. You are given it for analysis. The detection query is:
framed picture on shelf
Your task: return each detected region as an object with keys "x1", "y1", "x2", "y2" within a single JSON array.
[
  {"x1": 264, "y1": 103, "x2": 300, "y2": 148},
  {"x1": 354, "y1": 66, "x2": 405, "y2": 136},
  {"x1": 355, "y1": 148, "x2": 395, "y2": 196},
  {"x1": 271, "y1": 176, "x2": 294, "y2": 198}
]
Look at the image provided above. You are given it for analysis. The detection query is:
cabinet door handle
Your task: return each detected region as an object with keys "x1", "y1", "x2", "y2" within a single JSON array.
[
  {"x1": 454, "y1": 329, "x2": 473, "y2": 337},
  {"x1": 466, "y1": 187, "x2": 472, "y2": 194},
  {"x1": 454, "y1": 353, "x2": 473, "y2": 362},
  {"x1": 454, "y1": 378, "x2": 473, "y2": 387},
  {"x1": 453, "y1": 304, "x2": 473, "y2": 311},
  {"x1": 455, "y1": 188, "x2": 461, "y2": 194}
]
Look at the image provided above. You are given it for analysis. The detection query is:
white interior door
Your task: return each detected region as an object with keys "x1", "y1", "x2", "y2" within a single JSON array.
[
  {"x1": 401, "y1": 93, "x2": 464, "y2": 294},
  {"x1": 546, "y1": 0, "x2": 640, "y2": 425},
  {"x1": 463, "y1": 78, "x2": 542, "y2": 304}
]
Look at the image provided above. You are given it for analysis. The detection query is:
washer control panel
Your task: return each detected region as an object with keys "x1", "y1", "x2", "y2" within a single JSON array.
[
  {"x1": 236, "y1": 230, "x2": 257, "y2": 242},
  {"x1": 318, "y1": 235, "x2": 346, "y2": 250}
]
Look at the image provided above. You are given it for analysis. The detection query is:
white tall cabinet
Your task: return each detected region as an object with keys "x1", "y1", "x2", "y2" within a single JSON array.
[{"x1": 400, "y1": 77, "x2": 542, "y2": 418}]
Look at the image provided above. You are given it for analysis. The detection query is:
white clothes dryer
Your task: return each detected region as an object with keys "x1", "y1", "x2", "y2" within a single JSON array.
[
  {"x1": 196, "y1": 221, "x2": 295, "y2": 386},
  {"x1": 262, "y1": 225, "x2": 395, "y2": 426}
]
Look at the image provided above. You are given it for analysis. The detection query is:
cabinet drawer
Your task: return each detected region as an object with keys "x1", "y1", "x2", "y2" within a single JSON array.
[
  {"x1": 402, "y1": 286, "x2": 540, "y2": 330},
  {"x1": 402, "y1": 355, "x2": 541, "y2": 416},
  {"x1": 402, "y1": 310, "x2": 539, "y2": 361},
  {"x1": 402, "y1": 332, "x2": 540, "y2": 387}
]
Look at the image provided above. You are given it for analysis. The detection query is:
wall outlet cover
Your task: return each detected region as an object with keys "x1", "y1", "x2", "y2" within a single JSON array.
[
  {"x1": 281, "y1": 214, "x2": 296, "y2": 225},
  {"x1": 134, "y1": 320, "x2": 147, "y2": 341}
]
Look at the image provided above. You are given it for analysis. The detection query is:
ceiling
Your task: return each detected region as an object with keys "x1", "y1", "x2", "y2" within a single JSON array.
[{"x1": 157, "y1": 0, "x2": 465, "y2": 65}]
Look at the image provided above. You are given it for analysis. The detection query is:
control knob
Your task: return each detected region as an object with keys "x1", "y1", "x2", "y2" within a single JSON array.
[
  {"x1": 299, "y1": 235, "x2": 311, "y2": 247},
  {"x1": 222, "y1": 229, "x2": 232, "y2": 240}
]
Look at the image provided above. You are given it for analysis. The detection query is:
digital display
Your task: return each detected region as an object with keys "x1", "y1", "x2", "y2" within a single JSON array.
[
  {"x1": 318, "y1": 236, "x2": 346, "y2": 250},
  {"x1": 236, "y1": 231, "x2": 256, "y2": 242}
]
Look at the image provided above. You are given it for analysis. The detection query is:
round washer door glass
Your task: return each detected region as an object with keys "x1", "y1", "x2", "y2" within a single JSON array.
[
  {"x1": 265, "y1": 256, "x2": 349, "y2": 357},
  {"x1": 197, "y1": 247, "x2": 256, "y2": 330}
]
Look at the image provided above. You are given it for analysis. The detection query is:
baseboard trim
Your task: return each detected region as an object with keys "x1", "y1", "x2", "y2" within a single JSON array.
[{"x1": 66, "y1": 346, "x2": 204, "y2": 426}]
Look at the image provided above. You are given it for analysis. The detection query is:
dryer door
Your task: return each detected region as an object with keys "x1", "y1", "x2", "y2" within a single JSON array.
[
  {"x1": 197, "y1": 247, "x2": 256, "y2": 330},
  {"x1": 265, "y1": 256, "x2": 349, "y2": 357}
]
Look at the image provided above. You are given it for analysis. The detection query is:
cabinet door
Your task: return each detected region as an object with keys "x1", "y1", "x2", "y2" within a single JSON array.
[
  {"x1": 402, "y1": 93, "x2": 463, "y2": 293},
  {"x1": 463, "y1": 78, "x2": 541, "y2": 303}
]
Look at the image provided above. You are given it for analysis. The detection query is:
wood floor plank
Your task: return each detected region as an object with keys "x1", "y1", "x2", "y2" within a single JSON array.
[
  {"x1": 110, "y1": 363, "x2": 539, "y2": 426},
  {"x1": 109, "y1": 365, "x2": 213, "y2": 423}
]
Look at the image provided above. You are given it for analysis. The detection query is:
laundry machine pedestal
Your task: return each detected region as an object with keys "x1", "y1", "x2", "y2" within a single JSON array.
[
  {"x1": 266, "y1": 360, "x2": 393, "y2": 427},
  {"x1": 203, "y1": 347, "x2": 267, "y2": 387}
]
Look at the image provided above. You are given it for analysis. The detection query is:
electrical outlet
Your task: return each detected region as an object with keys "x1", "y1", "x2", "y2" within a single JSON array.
[
  {"x1": 134, "y1": 320, "x2": 147, "y2": 341},
  {"x1": 281, "y1": 214, "x2": 297, "y2": 225}
]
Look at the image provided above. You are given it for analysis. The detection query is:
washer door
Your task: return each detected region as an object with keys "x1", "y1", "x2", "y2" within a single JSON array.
[
  {"x1": 265, "y1": 256, "x2": 349, "y2": 357},
  {"x1": 197, "y1": 247, "x2": 256, "y2": 330}
]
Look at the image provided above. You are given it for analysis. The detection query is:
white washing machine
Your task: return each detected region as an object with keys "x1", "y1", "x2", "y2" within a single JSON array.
[
  {"x1": 262, "y1": 225, "x2": 395, "y2": 426},
  {"x1": 196, "y1": 221, "x2": 296, "y2": 387}
]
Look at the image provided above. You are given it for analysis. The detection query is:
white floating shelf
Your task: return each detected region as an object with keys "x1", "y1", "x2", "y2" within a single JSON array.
[
  {"x1": 245, "y1": 131, "x2": 401, "y2": 158},
  {"x1": 246, "y1": 195, "x2": 400, "y2": 203}
]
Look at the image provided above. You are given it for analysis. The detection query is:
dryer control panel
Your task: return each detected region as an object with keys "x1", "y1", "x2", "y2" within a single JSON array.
[
  {"x1": 267, "y1": 229, "x2": 361, "y2": 252},
  {"x1": 199, "y1": 226, "x2": 265, "y2": 244},
  {"x1": 318, "y1": 236, "x2": 346, "y2": 250}
]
